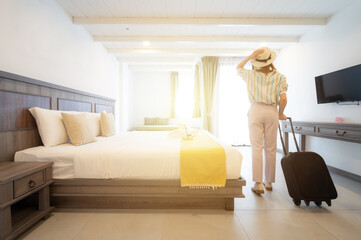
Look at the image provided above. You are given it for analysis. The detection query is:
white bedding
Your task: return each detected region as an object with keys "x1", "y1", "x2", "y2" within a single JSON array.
[
  {"x1": 15, "y1": 131, "x2": 242, "y2": 180},
  {"x1": 133, "y1": 125, "x2": 179, "y2": 131}
]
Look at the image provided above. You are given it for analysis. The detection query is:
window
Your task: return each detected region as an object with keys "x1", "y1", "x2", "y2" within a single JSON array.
[
  {"x1": 217, "y1": 62, "x2": 250, "y2": 145},
  {"x1": 176, "y1": 71, "x2": 194, "y2": 121}
]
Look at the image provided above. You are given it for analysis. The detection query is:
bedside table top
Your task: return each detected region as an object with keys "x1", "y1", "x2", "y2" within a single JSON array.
[{"x1": 0, "y1": 162, "x2": 52, "y2": 184}]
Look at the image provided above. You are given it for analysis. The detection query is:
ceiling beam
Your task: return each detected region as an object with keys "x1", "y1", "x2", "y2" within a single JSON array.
[
  {"x1": 95, "y1": 35, "x2": 299, "y2": 43},
  {"x1": 108, "y1": 48, "x2": 273, "y2": 56},
  {"x1": 74, "y1": 17, "x2": 327, "y2": 26},
  {"x1": 128, "y1": 64, "x2": 194, "y2": 71},
  {"x1": 117, "y1": 56, "x2": 196, "y2": 63}
]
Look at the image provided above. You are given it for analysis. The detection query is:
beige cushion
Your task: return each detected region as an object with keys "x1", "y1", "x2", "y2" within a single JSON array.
[
  {"x1": 157, "y1": 117, "x2": 169, "y2": 125},
  {"x1": 144, "y1": 117, "x2": 156, "y2": 125},
  {"x1": 29, "y1": 107, "x2": 69, "y2": 147},
  {"x1": 61, "y1": 113, "x2": 96, "y2": 146},
  {"x1": 100, "y1": 112, "x2": 115, "y2": 137}
]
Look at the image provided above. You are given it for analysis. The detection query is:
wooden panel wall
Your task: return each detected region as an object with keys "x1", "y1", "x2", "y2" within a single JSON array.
[
  {"x1": 95, "y1": 103, "x2": 114, "y2": 113},
  {"x1": 57, "y1": 98, "x2": 92, "y2": 112},
  {"x1": 0, "y1": 70, "x2": 116, "y2": 162},
  {"x1": 0, "y1": 91, "x2": 51, "y2": 131}
]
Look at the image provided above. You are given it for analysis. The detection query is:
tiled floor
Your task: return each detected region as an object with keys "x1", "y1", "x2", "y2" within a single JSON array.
[{"x1": 18, "y1": 147, "x2": 361, "y2": 240}]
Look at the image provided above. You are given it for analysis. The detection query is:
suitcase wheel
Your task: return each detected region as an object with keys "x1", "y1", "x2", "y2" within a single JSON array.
[
  {"x1": 292, "y1": 199, "x2": 301, "y2": 206},
  {"x1": 325, "y1": 200, "x2": 332, "y2": 207},
  {"x1": 304, "y1": 200, "x2": 310, "y2": 206},
  {"x1": 315, "y1": 201, "x2": 322, "y2": 206}
]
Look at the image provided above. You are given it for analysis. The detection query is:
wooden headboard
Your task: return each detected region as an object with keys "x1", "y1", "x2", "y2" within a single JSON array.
[{"x1": 0, "y1": 70, "x2": 116, "y2": 162}]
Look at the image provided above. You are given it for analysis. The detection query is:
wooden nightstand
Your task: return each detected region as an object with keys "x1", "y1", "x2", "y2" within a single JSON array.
[{"x1": 0, "y1": 162, "x2": 54, "y2": 240}]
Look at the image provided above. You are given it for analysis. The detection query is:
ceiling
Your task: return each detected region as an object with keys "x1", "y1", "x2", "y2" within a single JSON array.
[{"x1": 56, "y1": 0, "x2": 356, "y2": 70}]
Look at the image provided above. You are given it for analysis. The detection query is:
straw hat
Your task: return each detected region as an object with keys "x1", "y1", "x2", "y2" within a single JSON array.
[{"x1": 251, "y1": 47, "x2": 276, "y2": 68}]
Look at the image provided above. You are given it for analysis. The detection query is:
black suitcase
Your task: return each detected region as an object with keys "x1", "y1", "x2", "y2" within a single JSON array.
[{"x1": 279, "y1": 118, "x2": 338, "y2": 206}]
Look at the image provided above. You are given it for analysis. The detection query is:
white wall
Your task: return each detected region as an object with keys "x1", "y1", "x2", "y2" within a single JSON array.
[
  {"x1": 118, "y1": 63, "x2": 131, "y2": 131},
  {"x1": 277, "y1": 1, "x2": 361, "y2": 175},
  {"x1": 129, "y1": 71, "x2": 172, "y2": 128},
  {"x1": 0, "y1": 0, "x2": 119, "y2": 100}
]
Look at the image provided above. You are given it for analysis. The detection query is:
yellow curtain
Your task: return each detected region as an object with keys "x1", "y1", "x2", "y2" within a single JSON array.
[
  {"x1": 192, "y1": 64, "x2": 201, "y2": 118},
  {"x1": 201, "y1": 57, "x2": 219, "y2": 133},
  {"x1": 170, "y1": 72, "x2": 178, "y2": 118}
]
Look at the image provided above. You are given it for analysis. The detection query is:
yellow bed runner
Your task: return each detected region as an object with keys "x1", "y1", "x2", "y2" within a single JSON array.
[{"x1": 180, "y1": 131, "x2": 226, "y2": 188}]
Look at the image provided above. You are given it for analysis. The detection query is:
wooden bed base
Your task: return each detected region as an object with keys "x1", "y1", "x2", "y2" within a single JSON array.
[
  {"x1": 1, "y1": 70, "x2": 246, "y2": 211},
  {"x1": 51, "y1": 178, "x2": 246, "y2": 211}
]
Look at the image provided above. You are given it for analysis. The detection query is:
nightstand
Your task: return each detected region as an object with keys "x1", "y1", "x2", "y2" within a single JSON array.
[{"x1": 0, "y1": 162, "x2": 54, "y2": 240}]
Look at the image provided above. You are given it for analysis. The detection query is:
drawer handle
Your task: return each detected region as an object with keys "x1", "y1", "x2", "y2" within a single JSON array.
[
  {"x1": 28, "y1": 180, "x2": 36, "y2": 188},
  {"x1": 295, "y1": 126, "x2": 302, "y2": 131},
  {"x1": 336, "y1": 130, "x2": 347, "y2": 136}
]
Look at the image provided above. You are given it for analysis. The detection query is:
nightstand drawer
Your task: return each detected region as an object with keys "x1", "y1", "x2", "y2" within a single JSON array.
[{"x1": 14, "y1": 171, "x2": 45, "y2": 198}]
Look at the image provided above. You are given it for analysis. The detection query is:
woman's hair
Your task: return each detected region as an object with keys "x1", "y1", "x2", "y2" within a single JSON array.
[{"x1": 253, "y1": 63, "x2": 277, "y2": 72}]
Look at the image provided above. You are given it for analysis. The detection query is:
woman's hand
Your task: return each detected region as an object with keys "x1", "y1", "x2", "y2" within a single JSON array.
[
  {"x1": 279, "y1": 114, "x2": 287, "y2": 120},
  {"x1": 237, "y1": 48, "x2": 265, "y2": 69},
  {"x1": 250, "y1": 49, "x2": 264, "y2": 59}
]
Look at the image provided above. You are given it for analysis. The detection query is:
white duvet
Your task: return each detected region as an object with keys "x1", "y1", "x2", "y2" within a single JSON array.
[{"x1": 15, "y1": 131, "x2": 242, "y2": 180}]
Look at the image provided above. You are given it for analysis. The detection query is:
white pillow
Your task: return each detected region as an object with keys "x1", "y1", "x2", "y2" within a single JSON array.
[
  {"x1": 29, "y1": 107, "x2": 69, "y2": 147},
  {"x1": 85, "y1": 112, "x2": 101, "y2": 137}
]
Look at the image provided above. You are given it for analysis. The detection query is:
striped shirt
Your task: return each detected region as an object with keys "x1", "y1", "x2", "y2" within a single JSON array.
[{"x1": 237, "y1": 67, "x2": 288, "y2": 106}]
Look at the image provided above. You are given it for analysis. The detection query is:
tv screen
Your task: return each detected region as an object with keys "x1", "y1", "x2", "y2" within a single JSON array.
[{"x1": 315, "y1": 64, "x2": 361, "y2": 104}]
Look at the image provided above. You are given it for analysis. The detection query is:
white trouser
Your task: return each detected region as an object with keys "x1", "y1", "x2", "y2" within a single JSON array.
[{"x1": 248, "y1": 102, "x2": 278, "y2": 183}]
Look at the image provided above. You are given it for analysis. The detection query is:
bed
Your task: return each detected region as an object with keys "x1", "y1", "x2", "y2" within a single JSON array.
[
  {"x1": 133, "y1": 125, "x2": 179, "y2": 131},
  {"x1": 0, "y1": 70, "x2": 246, "y2": 211}
]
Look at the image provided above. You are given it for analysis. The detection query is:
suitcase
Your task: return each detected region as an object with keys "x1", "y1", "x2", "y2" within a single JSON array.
[{"x1": 279, "y1": 118, "x2": 338, "y2": 206}]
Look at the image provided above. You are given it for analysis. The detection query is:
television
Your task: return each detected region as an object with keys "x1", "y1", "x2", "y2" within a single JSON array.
[{"x1": 315, "y1": 64, "x2": 361, "y2": 104}]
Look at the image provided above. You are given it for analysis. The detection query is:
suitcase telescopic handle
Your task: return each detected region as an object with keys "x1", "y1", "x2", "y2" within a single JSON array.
[
  {"x1": 287, "y1": 117, "x2": 300, "y2": 152},
  {"x1": 278, "y1": 117, "x2": 300, "y2": 154},
  {"x1": 278, "y1": 124, "x2": 287, "y2": 155}
]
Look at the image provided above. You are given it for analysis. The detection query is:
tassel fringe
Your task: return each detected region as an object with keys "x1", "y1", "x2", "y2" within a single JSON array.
[{"x1": 182, "y1": 184, "x2": 225, "y2": 190}]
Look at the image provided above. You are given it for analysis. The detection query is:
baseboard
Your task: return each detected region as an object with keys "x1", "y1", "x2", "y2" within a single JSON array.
[{"x1": 327, "y1": 165, "x2": 361, "y2": 183}]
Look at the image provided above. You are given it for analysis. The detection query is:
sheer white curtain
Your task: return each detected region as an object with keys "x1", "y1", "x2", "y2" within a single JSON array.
[{"x1": 214, "y1": 57, "x2": 251, "y2": 146}]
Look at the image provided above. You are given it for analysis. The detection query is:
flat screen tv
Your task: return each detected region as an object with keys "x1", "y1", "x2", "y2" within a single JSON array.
[{"x1": 315, "y1": 64, "x2": 361, "y2": 104}]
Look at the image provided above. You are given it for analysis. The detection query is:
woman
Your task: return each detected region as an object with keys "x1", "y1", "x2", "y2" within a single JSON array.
[{"x1": 237, "y1": 47, "x2": 288, "y2": 194}]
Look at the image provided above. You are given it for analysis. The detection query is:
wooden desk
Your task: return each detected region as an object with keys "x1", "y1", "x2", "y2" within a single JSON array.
[
  {"x1": 0, "y1": 162, "x2": 54, "y2": 240},
  {"x1": 281, "y1": 121, "x2": 361, "y2": 154}
]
